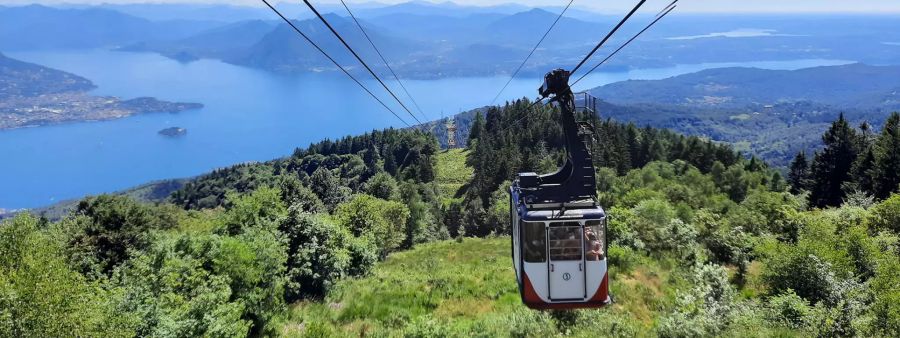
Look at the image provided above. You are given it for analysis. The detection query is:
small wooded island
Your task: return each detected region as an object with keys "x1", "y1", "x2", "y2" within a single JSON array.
[
  {"x1": 158, "y1": 127, "x2": 187, "y2": 137},
  {"x1": 0, "y1": 53, "x2": 203, "y2": 130}
]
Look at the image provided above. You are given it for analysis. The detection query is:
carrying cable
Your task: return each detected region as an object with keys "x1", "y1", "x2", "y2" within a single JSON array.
[
  {"x1": 301, "y1": 0, "x2": 422, "y2": 125},
  {"x1": 569, "y1": 0, "x2": 647, "y2": 76},
  {"x1": 655, "y1": 0, "x2": 677, "y2": 18},
  {"x1": 571, "y1": 3, "x2": 677, "y2": 87},
  {"x1": 260, "y1": 0, "x2": 409, "y2": 126},
  {"x1": 497, "y1": 0, "x2": 677, "y2": 132},
  {"x1": 490, "y1": 0, "x2": 576, "y2": 106},
  {"x1": 339, "y1": 0, "x2": 429, "y2": 122}
]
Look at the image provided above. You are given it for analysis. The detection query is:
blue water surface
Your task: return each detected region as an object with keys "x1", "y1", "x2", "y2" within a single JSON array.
[{"x1": 0, "y1": 50, "x2": 852, "y2": 209}]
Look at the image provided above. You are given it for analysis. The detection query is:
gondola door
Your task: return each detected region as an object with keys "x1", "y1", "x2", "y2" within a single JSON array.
[{"x1": 547, "y1": 223, "x2": 586, "y2": 301}]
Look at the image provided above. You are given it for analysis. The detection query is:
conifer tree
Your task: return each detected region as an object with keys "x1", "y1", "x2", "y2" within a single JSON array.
[
  {"x1": 468, "y1": 112, "x2": 486, "y2": 146},
  {"x1": 788, "y1": 151, "x2": 810, "y2": 194},
  {"x1": 809, "y1": 114, "x2": 859, "y2": 207},
  {"x1": 872, "y1": 112, "x2": 900, "y2": 198}
]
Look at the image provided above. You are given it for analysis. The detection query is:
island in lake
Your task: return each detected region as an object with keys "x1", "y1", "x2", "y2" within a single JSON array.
[
  {"x1": 0, "y1": 52, "x2": 203, "y2": 130},
  {"x1": 158, "y1": 127, "x2": 187, "y2": 137}
]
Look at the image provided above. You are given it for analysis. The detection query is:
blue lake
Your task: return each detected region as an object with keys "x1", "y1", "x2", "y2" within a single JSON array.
[{"x1": 0, "y1": 50, "x2": 853, "y2": 209}]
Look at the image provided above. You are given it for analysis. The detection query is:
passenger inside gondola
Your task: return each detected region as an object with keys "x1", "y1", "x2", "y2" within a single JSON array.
[
  {"x1": 584, "y1": 227, "x2": 603, "y2": 261},
  {"x1": 549, "y1": 224, "x2": 583, "y2": 260}
]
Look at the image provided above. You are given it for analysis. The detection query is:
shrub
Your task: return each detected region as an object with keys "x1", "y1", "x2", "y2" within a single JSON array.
[
  {"x1": 0, "y1": 214, "x2": 136, "y2": 337},
  {"x1": 869, "y1": 194, "x2": 900, "y2": 234},
  {"x1": 364, "y1": 172, "x2": 400, "y2": 201},
  {"x1": 66, "y1": 195, "x2": 179, "y2": 276},
  {"x1": 115, "y1": 227, "x2": 286, "y2": 337},
  {"x1": 870, "y1": 257, "x2": 900, "y2": 336},
  {"x1": 335, "y1": 194, "x2": 410, "y2": 256},
  {"x1": 279, "y1": 208, "x2": 352, "y2": 300},
  {"x1": 767, "y1": 290, "x2": 813, "y2": 329},
  {"x1": 656, "y1": 264, "x2": 739, "y2": 337},
  {"x1": 222, "y1": 186, "x2": 286, "y2": 235}
]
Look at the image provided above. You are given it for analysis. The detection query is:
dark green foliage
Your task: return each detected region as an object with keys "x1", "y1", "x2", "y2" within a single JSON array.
[
  {"x1": 66, "y1": 195, "x2": 179, "y2": 276},
  {"x1": 788, "y1": 151, "x2": 810, "y2": 194},
  {"x1": 170, "y1": 128, "x2": 438, "y2": 211},
  {"x1": 791, "y1": 112, "x2": 900, "y2": 205},
  {"x1": 171, "y1": 163, "x2": 279, "y2": 209},
  {"x1": 309, "y1": 167, "x2": 348, "y2": 211},
  {"x1": 872, "y1": 112, "x2": 900, "y2": 198},
  {"x1": 278, "y1": 175, "x2": 325, "y2": 213},
  {"x1": 868, "y1": 194, "x2": 900, "y2": 234},
  {"x1": 364, "y1": 171, "x2": 400, "y2": 201},
  {"x1": 279, "y1": 208, "x2": 354, "y2": 301},
  {"x1": 334, "y1": 194, "x2": 410, "y2": 257},
  {"x1": 115, "y1": 227, "x2": 286, "y2": 337},
  {"x1": 809, "y1": 114, "x2": 860, "y2": 207},
  {"x1": 0, "y1": 214, "x2": 136, "y2": 337}
]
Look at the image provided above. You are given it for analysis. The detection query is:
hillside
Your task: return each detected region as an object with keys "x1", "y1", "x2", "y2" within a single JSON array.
[
  {"x1": 280, "y1": 237, "x2": 688, "y2": 336},
  {"x1": 3, "y1": 100, "x2": 900, "y2": 337},
  {"x1": 0, "y1": 5, "x2": 216, "y2": 50},
  {"x1": 0, "y1": 52, "x2": 94, "y2": 98},
  {"x1": 0, "y1": 53, "x2": 203, "y2": 129},
  {"x1": 588, "y1": 64, "x2": 900, "y2": 166}
]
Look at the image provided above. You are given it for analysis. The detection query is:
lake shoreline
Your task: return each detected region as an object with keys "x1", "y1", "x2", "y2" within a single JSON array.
[{"x1": 0, "y1": 49, "x2": 858, "y2": 210}]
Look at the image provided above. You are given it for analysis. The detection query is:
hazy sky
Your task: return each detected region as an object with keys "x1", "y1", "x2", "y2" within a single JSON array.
[{"x1": 8, "y1": 0, "x2": 900, "y2": 14}]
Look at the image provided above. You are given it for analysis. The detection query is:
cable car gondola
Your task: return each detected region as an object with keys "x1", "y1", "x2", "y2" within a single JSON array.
[{"x1": 510, "y1": 69, "x2": 610, "y2": 310}]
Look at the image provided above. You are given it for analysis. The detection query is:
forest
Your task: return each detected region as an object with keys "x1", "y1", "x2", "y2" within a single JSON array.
[{"x1": 2, "y1": 100, "x2": 900, "y2": 337}]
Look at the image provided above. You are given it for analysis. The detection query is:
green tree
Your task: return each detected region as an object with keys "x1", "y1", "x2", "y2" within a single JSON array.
[
  {"x1": 116, "y1": 227, "x2": 286, "y2": 337},
  {"x1": 67, "y1": 195, "x2": 178, "y2": 276},
  {"x1": 278, "y1": 208, "x2": 352, "y2": 300},
  {"x1": 278, "y1": 175, "x2": 325, "y2": 213},
  {"x1": 809, "y1": 114, "x2": 860, "y2": 207},
  {"x1": 1, "y1": 214, "x2": 136, "y2": 337},
  {"x1": 364, "y1": 172, "x2": 400, "y2": 201},
  {"x1": 868, "y1": 194, "x2": 900, "y2": 234},
  {"x1": 222, "y1": 186, "x2": 286, "y2": 235},
  {"x1": 468, "y1": 111, "x2": 485, "y2": 146},
  {"x1": 309, "y1": 167, "x2": 348, "y2": 210},
  {"x1": 788, "y1": 151, "x2": 810, "y2": 194},
  {"x1": 335, "y1": 194, "x2": 410, "y2": 256},
  {"x1": 872, "y1": 112, "x2": 900, "y2": 198}
]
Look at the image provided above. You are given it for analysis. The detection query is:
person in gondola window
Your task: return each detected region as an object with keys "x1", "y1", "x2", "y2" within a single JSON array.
[{"x1": 584, "y1": 227, "x2": 603, "y2": 261}]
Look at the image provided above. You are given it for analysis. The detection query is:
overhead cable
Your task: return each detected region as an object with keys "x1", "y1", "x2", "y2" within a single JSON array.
[
  {"x1": 301, "y1": 0, "x2": 422, "y2": 124},
  {"x1": 260, "y1": 0, "x2": 409, "y2": 126}
]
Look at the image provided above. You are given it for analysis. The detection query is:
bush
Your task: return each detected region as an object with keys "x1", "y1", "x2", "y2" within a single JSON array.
[
  {"x1": 870, "y1": 257, "x2": 900, "y2": 336},
  {"x1": 115, "y1": 227, "x2": 286, "y2": 337},
  {"x1": 222, "y1": 186, "x2": 286, "y2": 235},
  {"x1": 66, "y1": 195, "x2": 179, "y2": 276},
  {"x1": 335, "y1": 194, "x2": 410, "y2": 256},
  {"x1": 656, "y1": 264, "x2": 739, "y2": 337},
  {"x1": 869, "y1": 194, "x2": 900, "y2": 234},
  {"x1": 364, "y1": 172, "x2": 400, "y2": 201},
  {"x1": 0, "y1": 214, "x2": 136, "y2": 337},
  {"x1": 767, "y1": 290, "x2": 813, "y2": 329},
  {"x1": 279, "y1": 208, "x2": 351, "y2": 300}
]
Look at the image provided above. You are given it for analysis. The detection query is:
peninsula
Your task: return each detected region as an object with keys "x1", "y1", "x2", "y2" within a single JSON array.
[{"x1": 0, "y1": 52, "x2": 203, "y2": 130}]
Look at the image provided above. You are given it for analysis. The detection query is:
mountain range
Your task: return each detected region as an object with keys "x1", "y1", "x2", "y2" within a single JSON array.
[
  {"x1": 5, "y1": 3, "x2": 900, "y2": 78},
  {"x1": 588, "y1": 63, "x2": 900, "y2": 166}
]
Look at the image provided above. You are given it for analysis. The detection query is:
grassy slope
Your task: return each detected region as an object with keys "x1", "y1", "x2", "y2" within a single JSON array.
[
  {"x1": 435, "y1": 148, "x2": 473, "y2": 201},
  {"x1": 281, "y1": 238, "x2": 685, "y2": 337}
]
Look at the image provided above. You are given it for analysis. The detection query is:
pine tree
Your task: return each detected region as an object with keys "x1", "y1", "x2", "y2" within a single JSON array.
[
  {"x1": 468, "y1": 112, "x2": 486, "y2": 146},
  {"x1": 788, "y1": 151, "x2": 810, "y2": 194},
  {"x1": 872, "y1": 112, "x2": 900, "y2": 198},
  {"x1": 848, "y1": 147, "x2": 875, "y2": 196},
  {"x1": 809, "y1": 114, "x2": 860, "y2": 207}
]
